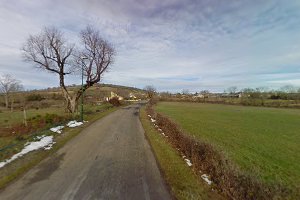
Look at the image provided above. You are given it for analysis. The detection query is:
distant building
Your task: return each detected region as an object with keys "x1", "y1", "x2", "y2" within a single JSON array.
[
  {"x1": 129, "y1": 92, "x2": 137, "y2": 99},
  {"x1": 192, "y1": 94, "x2": 205, "y2": 99},
  {"x1": 104, "y1": 91, "x2": 124, "y2": 101}
]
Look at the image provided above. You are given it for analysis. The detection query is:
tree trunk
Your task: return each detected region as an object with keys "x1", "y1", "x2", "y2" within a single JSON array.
[
  {"x1": 10, "y1": 98, "x2": 14, "y2": 112},
  {"x1": 60, "y1": 86, "x2": 80, "y2": 115},
  {"x1": 69, "y1": 97, "x2": 78, "y2": 114},
  {"x1": 23, "y1": 109, "x2": 27, "y2": 127},
  {"x1": 4, "y1": 94, "x2": 8, "y2": 109}
]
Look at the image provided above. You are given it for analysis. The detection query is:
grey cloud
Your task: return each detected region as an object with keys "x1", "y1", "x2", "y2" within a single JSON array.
[{"x1": 1, "y1": 0, "x2": 300, "y2": 92}]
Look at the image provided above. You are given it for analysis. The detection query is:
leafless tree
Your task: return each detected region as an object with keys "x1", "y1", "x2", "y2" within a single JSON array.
[
  {"x1": 144, "y1": 85, "x2": 156, "y2": 99},
  {"x1": 226, "y1": 86, "x2": 238, "y2": 94},
  {"x1": 280, "y1": 85, "x2": 296, "y2": 93},
  {"x1": 0, "y1": 74, "x2": 23, "y2": 109},
  {"x1": 200, "y1": 90, "x2": 210, "y2": 94},
  {"x1": 22, "y1": 26, "x2": 115, "y2": 113},
  {"x1": 182, "y1": 89, "x2": 189, "y2": 95}
]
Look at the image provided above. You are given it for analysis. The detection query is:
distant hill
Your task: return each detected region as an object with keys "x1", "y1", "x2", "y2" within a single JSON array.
[{"x1": 0, "y1": 83, "x2": 146, "y2": 111}]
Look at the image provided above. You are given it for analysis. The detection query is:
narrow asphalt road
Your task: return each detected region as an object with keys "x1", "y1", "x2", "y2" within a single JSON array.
[{"x1": 0, "y1": 103, "x2": 171, "y2": 200}]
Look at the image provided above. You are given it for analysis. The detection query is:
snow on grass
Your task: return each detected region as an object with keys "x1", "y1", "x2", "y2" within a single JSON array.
[
  {"x1": 50, "y1": 120, "x2": 86, "y2": 134},
  {"x1": 184, "y1": 158, "x2": 192, "y2": 167},
  {"x1": 0, "y1": 120, "x2": 88, "y2": 169},
  {"x1": 0, "y1": 135, "x2": 54, "y2": 168},
  {"x1": 50, "y1": 126, "x2": 64, "y2": 134},
  {"x1": 67, "y1": 120, "x2": 83, "y2": 128},
  {"x1": 201, "y1": 174, "x2": 212, "y2": 185},
  {"x1": 151, "y1": 118, "x2": 156, "y2": 123}
]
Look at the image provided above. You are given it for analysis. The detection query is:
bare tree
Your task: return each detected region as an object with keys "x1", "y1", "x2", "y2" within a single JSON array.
[
  {"x1": 0, "y1": 74, "x2": 23, "y2": 109},
  {"x1": 280, "y1": 85, "x2": 296, "y2": 93},
  {"x1": 144, "y1": 85, "x2": 156, "y2": 99},
  {"x1": 226, "y1": 86, "x2": 238, "y2": 94},
  {"x1": 200, "y1": 90, "x2": 210, "y2": 94},
  {"x1": 182, "y1": 89, "x2": 190, "y2": 95},
  {"x1": 22, "y1": 26, "x2": 115, "y2": 113},
  {"x1": 75, "y1": 26, "x2": 115, "y2": 99}
]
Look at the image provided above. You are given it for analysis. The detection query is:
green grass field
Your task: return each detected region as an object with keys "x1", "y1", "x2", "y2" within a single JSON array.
[
  {"x1": 155, "y1": 102, "x2": 300, "y2": 190},
  {"x1": 0, "y1": 107, "x2": 65, "y2": 127}
]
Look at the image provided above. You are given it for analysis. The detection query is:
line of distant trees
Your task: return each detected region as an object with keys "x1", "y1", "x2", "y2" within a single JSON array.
[
  {"x1": 227, "y1": 86, "x2": 300, "y2": 100},
  {"x1": 153, "y1": 85, "x2": 300, "y2": 108}
]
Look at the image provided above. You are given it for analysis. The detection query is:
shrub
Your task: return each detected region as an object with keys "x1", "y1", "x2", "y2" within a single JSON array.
[
  {"x1": 51, "y1": 93, "x2": 64, "y2": 100},
  {"x1": 149, "y1": 97, "x2": 158, "y2": 105},
  {"x1": 109, "y1": 97, "x2": 121, "y2": 106},
  {"x1": 44, "y1": 113, "x2": 64, "y2": 124},
  {"x1": 40, "y1": 102, "x2": 50, "y2": 108},
  {"x1": 16, "y1": 134, "x2": 26, "y2": 141},
  {"x1": 26, "y1": 94, "x2": 44, "y2": 101}
]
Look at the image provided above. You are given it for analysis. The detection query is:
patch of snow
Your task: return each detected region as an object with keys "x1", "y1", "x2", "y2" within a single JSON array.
[
  {"x1": 44, "y1": 141, "x2": 56, "y2": 150},
  {"x1": 158, "y1": 128, "x2": 162, "y2": 131},
  {"x1": 201, "y1": 174, "x2": 212, "y2": 185},
  {"x1": 67, "y1": 120, "x2": 83, "y2": 128},
  {"x1": 147, "y1": 115, "x2": 151, "y2": 118},
  {"x1": 184, "y1": 158, "x2": 192, "y2": 167},
  {"x1": 150, "y1": 118, "x2": 156, "y2": 123},
  {"x1": 50, "y1": 126, "x2": 64, "y2": 134},
  {"x1": 182, "y1": 155, "x2": 186, "y2": 158},
  {"x1": 0, "y1": 135, "x2": 54, "y2": 168},
  {"x1": 161, "y1": 132, "x2": 166, "y2": 136}
]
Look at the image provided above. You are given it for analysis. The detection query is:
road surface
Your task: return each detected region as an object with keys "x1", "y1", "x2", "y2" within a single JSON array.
[{"x1": 0, "y1": 103, "x2": 171, "y2": 200}]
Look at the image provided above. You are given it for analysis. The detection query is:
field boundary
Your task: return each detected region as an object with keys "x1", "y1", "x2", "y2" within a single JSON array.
[
  {"x1": 147, "y1": 104, "x2": 296, "y2": 200},
  {"x1": 158, "y1": 98, "x2": 300, "y2": 110}
]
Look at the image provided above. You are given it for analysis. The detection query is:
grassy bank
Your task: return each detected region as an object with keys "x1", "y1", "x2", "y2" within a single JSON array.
[
  {"x1": 0, "y1": 105, "x2": 118, "y2": 189},
  {"x1": 155, "y1": 102, "x2": 300, "y2": 192},
  {"x1": 140, "y1": 107, "x2": 223, "y2": 200}
]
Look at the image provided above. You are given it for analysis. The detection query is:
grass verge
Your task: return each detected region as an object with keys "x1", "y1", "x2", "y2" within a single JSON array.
[
  {"x1": 140, "y1": 107, "x2": 223, "y2": 200},
  {"x1": 0, "y1": 106, "x2": 118, "y2": 189}
]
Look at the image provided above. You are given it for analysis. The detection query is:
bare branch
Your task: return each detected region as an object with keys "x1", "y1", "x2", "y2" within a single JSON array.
[
  {"x1": 22, "y1": 27, "x2": 75, "y2": 79},
  {"x1": 0, "y1": 74, "x2": 23, "y2": 108},
  {"x1": 77, "y1": 26, "x2": 115, "y2": 89}
]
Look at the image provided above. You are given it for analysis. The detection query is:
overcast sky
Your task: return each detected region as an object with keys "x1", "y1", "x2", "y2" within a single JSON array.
[{"x1": 0, "y1": 0, "x2": 300, "y2": 92}]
